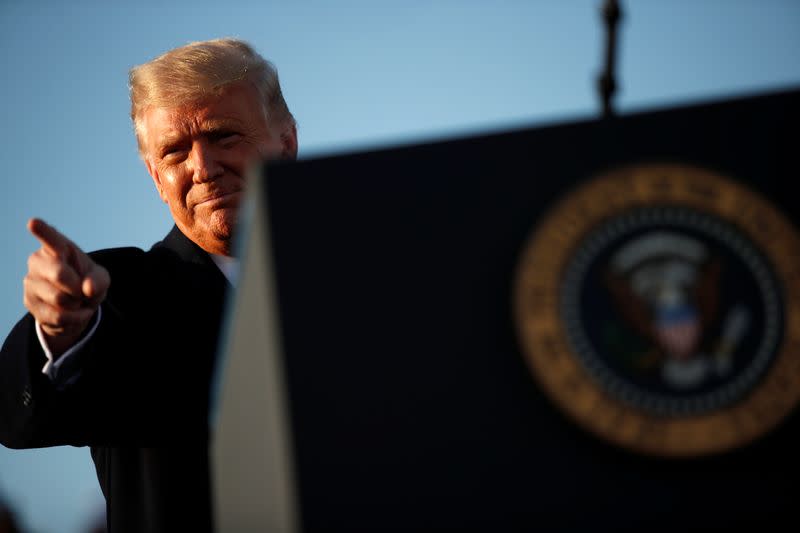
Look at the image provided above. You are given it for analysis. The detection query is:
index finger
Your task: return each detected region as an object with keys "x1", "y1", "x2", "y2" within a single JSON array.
[{"x1": 27, "y1": 218, "x2": 73, "y2": 258}]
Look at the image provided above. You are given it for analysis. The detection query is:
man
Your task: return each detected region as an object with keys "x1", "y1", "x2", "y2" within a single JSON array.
[{"x1": 0, "y1": 38, "x2": 298, "y2": 532}]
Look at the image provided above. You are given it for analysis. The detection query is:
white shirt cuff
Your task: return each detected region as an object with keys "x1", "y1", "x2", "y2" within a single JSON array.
[{"x1": 38, "y1": 307, "x2": 102, "y2": 381}]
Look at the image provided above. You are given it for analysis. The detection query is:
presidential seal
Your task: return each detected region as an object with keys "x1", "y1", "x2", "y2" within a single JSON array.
[{"x1": 513, "y1": 164, "x2": 800, "y2": 457}]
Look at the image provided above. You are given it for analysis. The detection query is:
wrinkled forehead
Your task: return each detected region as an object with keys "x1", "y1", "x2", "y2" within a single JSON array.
[
  {"x1": 137, "y1": 82, "x2": 267, "y2": 152},
  {"x1": 138, "y1": 103, "x2": 207, "y2": 153}
]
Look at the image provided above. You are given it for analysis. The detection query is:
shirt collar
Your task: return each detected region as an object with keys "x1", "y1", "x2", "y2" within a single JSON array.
[{"x1": 209, "y1": 253, "x2": 239, "y2": 286}]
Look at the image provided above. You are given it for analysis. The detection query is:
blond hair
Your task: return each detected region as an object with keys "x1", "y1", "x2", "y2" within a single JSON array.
[{"x1": 129, "y1": 38, "x2": 294, "y2": 152}]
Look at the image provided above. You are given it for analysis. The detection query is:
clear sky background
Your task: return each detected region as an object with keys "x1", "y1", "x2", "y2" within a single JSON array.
[{"x1": 1, "y1": 1, "x2": 799, "y2": 531}]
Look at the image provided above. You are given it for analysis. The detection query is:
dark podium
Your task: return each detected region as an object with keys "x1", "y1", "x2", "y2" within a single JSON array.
[{"x1": 212, "y1": 87, "x2": 800, "y2": 532}]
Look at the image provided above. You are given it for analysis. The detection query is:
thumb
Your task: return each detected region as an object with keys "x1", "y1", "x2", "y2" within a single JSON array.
[{"x1": 82, "y1": 263, "x2": 110, "y2": 306}]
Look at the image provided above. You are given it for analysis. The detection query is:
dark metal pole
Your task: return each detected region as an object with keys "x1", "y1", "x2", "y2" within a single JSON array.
[{"x1": 597, "y1": 0, "x2": 622, "y2": 118}]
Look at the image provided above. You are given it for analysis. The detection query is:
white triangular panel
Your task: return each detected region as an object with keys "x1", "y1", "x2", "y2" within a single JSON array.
[{"x1": 211, "y1": 174, "x2": 298, "y2": 533}]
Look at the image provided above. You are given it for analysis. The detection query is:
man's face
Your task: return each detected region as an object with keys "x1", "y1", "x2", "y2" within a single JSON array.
[{"x1": 140, "y1": 80, "x2": 297, "y2": 256}]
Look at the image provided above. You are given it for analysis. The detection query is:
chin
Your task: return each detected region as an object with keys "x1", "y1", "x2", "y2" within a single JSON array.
[
  {"x1": 210, "y1": 208, "x2": 238, "y2": 234},
  {"x1": 208, "y1": 225, "x2": 238, "y2": 253}
]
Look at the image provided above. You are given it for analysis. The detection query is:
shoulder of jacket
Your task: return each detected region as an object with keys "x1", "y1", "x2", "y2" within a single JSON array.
[{"x1": 87, "y1": 246, "x2": 147, "y2": 266}]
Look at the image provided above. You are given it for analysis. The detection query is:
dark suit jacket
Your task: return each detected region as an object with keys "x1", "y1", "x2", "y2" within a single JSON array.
[{"x1": 0, "y1": 226, "x2": 230, "y2": 532}]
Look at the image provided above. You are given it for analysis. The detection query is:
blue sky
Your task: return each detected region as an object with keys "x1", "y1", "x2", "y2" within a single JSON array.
[{"x1": 1, "y1": 1, "x2": 799, "y2": 531}]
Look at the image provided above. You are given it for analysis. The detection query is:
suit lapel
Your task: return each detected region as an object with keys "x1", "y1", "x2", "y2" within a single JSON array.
[{"x1": 154, "y1": 226, "x2": 231, "y2": 288}]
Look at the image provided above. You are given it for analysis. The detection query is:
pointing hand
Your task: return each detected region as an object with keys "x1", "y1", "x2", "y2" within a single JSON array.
[{"x1": 23, "y1": 218, "x2": 110, "y2": 356}]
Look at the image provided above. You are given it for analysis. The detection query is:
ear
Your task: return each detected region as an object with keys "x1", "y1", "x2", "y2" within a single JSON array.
[
  {"x1": 279, "y1": 123, "x2": 298, "y2": 160},
  {"x1": 145, "y1": 157, "x2": 169, "y2": 204}
]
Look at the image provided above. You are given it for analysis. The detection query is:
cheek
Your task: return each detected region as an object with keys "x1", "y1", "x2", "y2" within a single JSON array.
[
  {"x1": 224, "y1": 145, "x2": 265, "y2": 173},
  {"x1": 159, "y1": 168, "x2": 192, "y2": 204},
  {"x1": 254, "y1": 139, "x2": 284, "y2": 161}
]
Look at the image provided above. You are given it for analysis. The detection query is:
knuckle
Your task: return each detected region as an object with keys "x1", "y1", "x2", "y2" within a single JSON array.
[
  {"x1": 52, "y1": 263, "x2": 69, "y2": 283},
  {"x1": 33, "y1": 248, "x2": 48, "y2": 261},
  {"x1": 28, "y1": 253, "x2": 44, "y2": 274},
  {"x1": 22, "y1": 276, "x2": 37, "y2": 297},
  {"x1": 22, "y1": 292, "x2": 33, "y2": 312}
]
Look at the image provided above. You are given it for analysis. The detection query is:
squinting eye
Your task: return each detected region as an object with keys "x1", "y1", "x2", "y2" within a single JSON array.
[
  {"x1": 213, "y1": 132, "x2": 241, "y2": 145},
  {"x1": 161, "y1": 148, "x2": 188, "y2": 163}
]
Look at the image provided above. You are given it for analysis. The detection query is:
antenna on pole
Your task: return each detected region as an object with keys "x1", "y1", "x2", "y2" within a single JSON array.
[{"x1": 597, "y1": 0, "x2": 622, "y2": 118}]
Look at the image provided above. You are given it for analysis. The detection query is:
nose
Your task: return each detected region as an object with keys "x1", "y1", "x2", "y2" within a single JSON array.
[{"x1": 187, "y1": 140, "x2": 224, "y2": 183}]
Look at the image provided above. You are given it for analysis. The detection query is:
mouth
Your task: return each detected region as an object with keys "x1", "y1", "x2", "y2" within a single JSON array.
[{"x1": 196, "y1": 190, "x2": 241, "y2": 207}]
